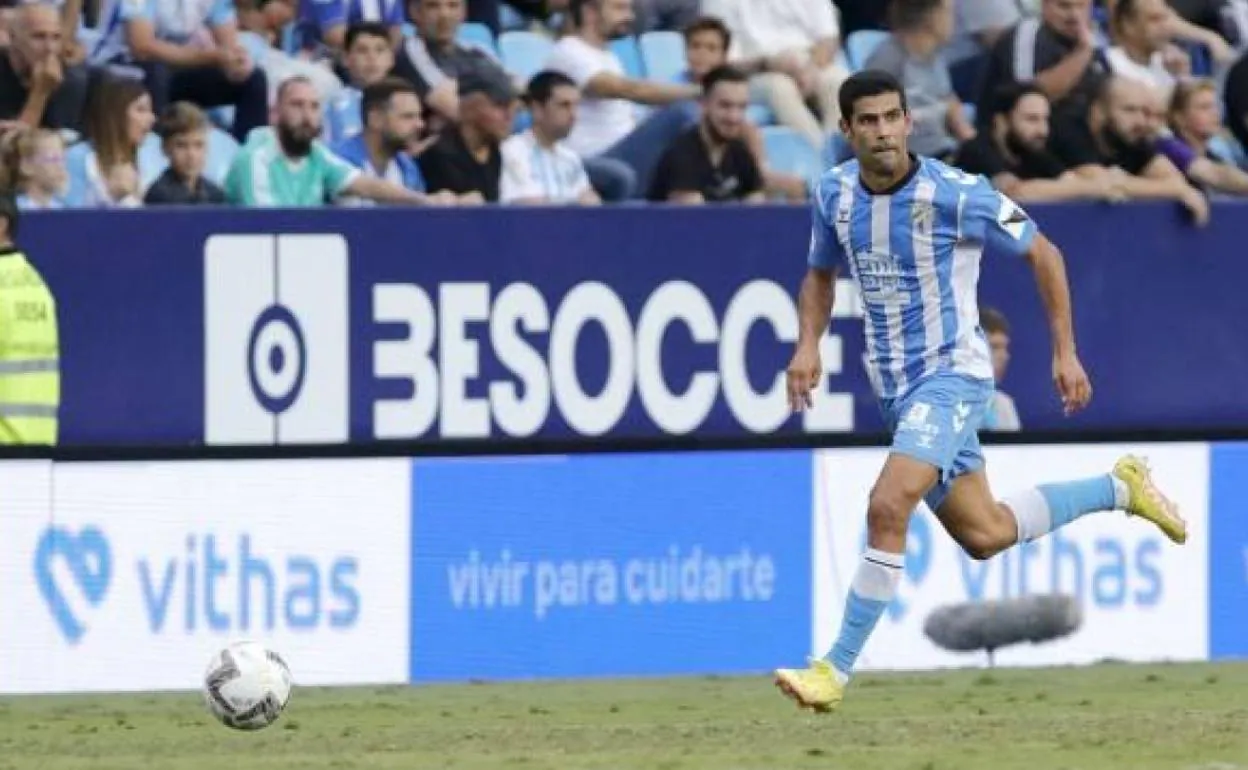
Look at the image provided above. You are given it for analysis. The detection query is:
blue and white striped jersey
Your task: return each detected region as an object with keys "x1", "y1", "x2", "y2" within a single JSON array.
[{"x1": 808, "y1": 155, "x2": 1038, "y2": 400}]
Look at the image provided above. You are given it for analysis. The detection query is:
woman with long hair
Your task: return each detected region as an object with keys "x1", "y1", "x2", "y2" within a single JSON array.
[{"x1": 69, "y1": 76, "x2": 156, "y2": 207}]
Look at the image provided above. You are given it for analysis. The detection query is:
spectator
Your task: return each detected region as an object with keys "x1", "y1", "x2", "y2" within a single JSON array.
[
  {"x1": 647, "y1": 65, "x2": 764, "y2": 203},
  {"x1": 225, "y1": 75, "x2": 447, "y2": 206},
  {"x1": 1104, "y1": 0, "x2": 1235, "y2": 65},
  {"x1": 1225, "y1": 48, "x2": 1248, "y2": 149},
  {"x1": 956, "y1": 83, "x2": 1126, "y2": 201},
  {"x1": 1106, "y1": 0, "x2": 1187, "y2": 102},
  {"x1": 499, "y1": 70, "x2": 599, "y2": 205},
  {"x1": 980, "y1": 307, "x2": 1021, "y2": 432},
  {"x1": 0, "y1": 3, "x2": 92, "y2": 134},
  {"x1": 946, "y1": 0, "x2": 1024, "y2": 69},
  {"x1": 69, "y1": 76, "x2": 155, "y2": 207},
  {"x1": 233, "y1": 0, "x2": 344, "y2": 104},
  {"x1": 90, "y1": 0, "x2": 268, "y2": 142},
  {"x1": 866, "y1": 0, "x2": 973, "y2": 161},
  {"x1": 395, "y1": 0, "x2": 509, "y2": 124},
  {"x1": 332, "y1": 77, "x2": 450, "y2": 205},
  {"x1": 634, "y1": 0, "x2": 699, "y2": 34},
  {"x1": 418, "y1": 69, "x2": 512, "y2": 201},
  {"x1": 298, "y1": 0, "x2": 404, "y2": 56},
  {"x1": 326, "y1": 22, "x2": 397, "y2": 143},
  {"x1": 0, "y1": 127, "x2": 69, "y2": 209},
  {"x1": 703, "y1": 0, "x2": 849, "y2": 151},
  {"x1": 1050, "y1": 75, "x2": 1210, "y2": 223},
  {"x1": 143, "y1": 101, "x2": 227, "y2": 205},
  {"x1": 1156, "y1": 78, "x2": 1248, "y2": 194},
  {"x1": 545, "y1": 0, "x2": 700, "y2": 201},
  {"x1": 974, "y1": 0, "x2": 1107, "y2": 132}
]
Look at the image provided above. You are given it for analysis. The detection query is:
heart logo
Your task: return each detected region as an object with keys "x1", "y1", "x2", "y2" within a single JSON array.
[{"x1": 34, "y1": 526, "x2": 113, "y2": 644}]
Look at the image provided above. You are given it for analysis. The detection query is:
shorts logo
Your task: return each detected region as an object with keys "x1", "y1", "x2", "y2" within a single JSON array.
[
  {"x1": 34, "y1": 525, "x2": 112, "y2": 644},
  {"x1": 900, "y1": 402, "x2": 940, "y2": 449},
  {"x1": 952, "y1": 401, "x2": 971, "y2": 433},
  {"x1": 204, "y1": 235, "x2": 350, "y2": 445}
]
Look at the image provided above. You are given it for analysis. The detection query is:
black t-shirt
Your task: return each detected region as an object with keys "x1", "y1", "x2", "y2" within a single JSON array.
[
  {"x1": 418, "y1": 129, "x2": 501, "y2": 202},
  {"x1": 394, "y1": 37, "x2": 508, "y2": 101},
  {"x1": 975, "y1": 19, "x2": 1107, "y2": 130},
  {"x1": 647, "y1": 127, "x2": 764, "y2": 203},
  {"x1": 954, "y1": 134, "x2": 1067, "y2": 180},
  {"x1": 0, "y1": 52, "x2": 92, "y2": 133},
  {"x1": 1167, "y1": 0, "x2": 1227, "y2": 31},
  {"x1": 143, "y1": 168, "x2": 227, "y2": 205},
  {"x1": 1049, "y1": 115, "x2": 1157, "y2": 174}
]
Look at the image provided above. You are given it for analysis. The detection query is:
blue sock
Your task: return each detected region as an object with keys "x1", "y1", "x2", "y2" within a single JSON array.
[
  {"x1": 1008, "y1": 474, "x2": 1125, "y2": 542},
  {"x1": 828, "y1": 548, "x2": 904, "y2": 682}
]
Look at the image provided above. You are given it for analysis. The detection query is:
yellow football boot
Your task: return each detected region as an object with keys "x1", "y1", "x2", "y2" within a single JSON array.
[
  {"x1": 1113, "y1": 455, "x2": 1187, "y2": 545},
  {"x1": 773, "y1": 658, "x2": 844, "y2": 713}
]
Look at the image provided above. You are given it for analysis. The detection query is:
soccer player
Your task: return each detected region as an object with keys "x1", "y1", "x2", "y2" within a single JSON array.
[{"x1": 774, "y1": 70, "x2": 1187, "y2": 714}]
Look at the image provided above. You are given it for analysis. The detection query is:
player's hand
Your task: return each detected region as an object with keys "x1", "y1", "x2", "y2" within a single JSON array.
[
  {"x1": 1053, "y1": 351, "x2": 1092, "y2": 416},
  {"x1": 785, "y1": 343, "x2": 821, "y2": 412},
  {"x1": 1179, "y1": 187, "x2": 1210, "y2": 227}
]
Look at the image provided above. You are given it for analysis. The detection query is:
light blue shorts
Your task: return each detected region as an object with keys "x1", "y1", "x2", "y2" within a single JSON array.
[{"x1": 878, "y1": 372, "x2": 995, "y2": 511}]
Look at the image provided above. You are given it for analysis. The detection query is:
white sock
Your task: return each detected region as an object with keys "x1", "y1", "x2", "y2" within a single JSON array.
[
  {"x1": 1111, "y1": 476, "x2": 1131, "y2": 510},
  {"x1": 1003, "y1": 487, "x2": 1052, "y2": 543}
]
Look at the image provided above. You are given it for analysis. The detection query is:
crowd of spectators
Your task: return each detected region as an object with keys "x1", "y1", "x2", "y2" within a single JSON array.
[{"x1": 1, "y1": 0, "x2": 1248, "y2": 214}]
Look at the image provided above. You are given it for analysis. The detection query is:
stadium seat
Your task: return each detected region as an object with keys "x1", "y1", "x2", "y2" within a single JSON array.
[
  {"x1": 845, "y1": 30, "x2": 888, "y2": 71},
  {"x1": 746, "y1": 103, "x2": 775, "y2": 126},
  {"x1": 205, "y1": 127, "x2": 240, "y2": 185},
  {"x1": 610, "y1": 36, "x2": 646, "y2": 79},
  {"x1": 498, "y1": 31, "x2": 554, "y2": 82},
  {"x1": 458, "y1": 22, "x2": 498, "y2": 55},
  {"x1": 639, "y1": 30, "x2": 687, "y2": 83},
  {"x1": 762, "y1": 126, "x2": 823, "y2": 184}
]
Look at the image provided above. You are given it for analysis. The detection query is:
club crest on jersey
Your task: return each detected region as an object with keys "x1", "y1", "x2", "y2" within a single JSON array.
[{"x1": 910, "y1": 201, "x2": 934, "y2": 228}]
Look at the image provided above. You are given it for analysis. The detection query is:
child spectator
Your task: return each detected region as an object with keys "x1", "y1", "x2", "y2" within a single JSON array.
[
  {"x1": 326, "y1": 22, "x2": 396, "y2": 144},
  {"x1": 0, "y1": 127, "x2": 69, "y2": 209},
  {"x1": 980, "y1": 306, "x2": 1021, "y2": 432},
  {"x1": 68, "y1": 76, "x2": 155, "y2": 207},
  {"x1": 144, "y1": 102, "x2": 227, "y2": 205}
]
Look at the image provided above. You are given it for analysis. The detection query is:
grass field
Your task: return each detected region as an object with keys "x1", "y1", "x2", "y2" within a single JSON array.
[{"x1": 2, "y1": 662, "x2": 1246, "y2": 770}]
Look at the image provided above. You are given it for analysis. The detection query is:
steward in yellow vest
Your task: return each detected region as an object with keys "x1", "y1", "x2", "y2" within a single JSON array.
[{"x1": 0, "y1": 196, "x2": 59, "y2": 445}]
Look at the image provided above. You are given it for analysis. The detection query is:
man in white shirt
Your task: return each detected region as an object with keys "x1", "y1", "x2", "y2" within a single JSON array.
[
  {"x1": 501, "y1": 70, "x2": 599, "y2": 204},
  {"x1": 544, "y1": 0, "x2": 700, "y2": 200},
  {"x1": 702, "y1": 0, "x2": 849, "y2": 150},
  {"x1": 1106, "y1": 0, "x2": 1187, "y2": 102}
]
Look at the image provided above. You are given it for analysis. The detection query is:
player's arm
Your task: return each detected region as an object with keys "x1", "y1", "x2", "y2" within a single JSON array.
[
  {"x1": 787, "y1": 177, "x2": 842, "y2": 411},
  {"x1": 1023, "y1": 231, "x2": 1091, "y2": 415}
]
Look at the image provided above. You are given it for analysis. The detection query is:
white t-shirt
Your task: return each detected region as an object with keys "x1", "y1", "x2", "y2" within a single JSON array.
[
  {"x1": 500, "y1": 130, "x2": 593, "y2": 203},
  {"x1": 702, "y1": 0, "x2": 840, "y2": 60},
  {"x1": 544, "y1": 36, "x2": 636, "y2": 157},
  {"x1": 1106, "y1": 47, "x2": 1176, "y2": 101}
]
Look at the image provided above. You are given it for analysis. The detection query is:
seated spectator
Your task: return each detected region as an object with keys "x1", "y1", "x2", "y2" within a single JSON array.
[
  {"x1": 395, "y1": 0, "x2": 509, "y2": 124},
  {"x1": 68, "y1": 76, "x2": 155, "y2": 207},
  {"x1": 945, "y1": 0, "x2": 1024, "y2": 100},
  {"x1": 418, "y1": 69, "x2": 513, "y2": 201},
  {"x1": 545, "y1": 0, "x2": 700, "y2": 201},
  {"x1": 647, "y1": 65, "x2": 764, "y2": 203},
  {"x1": 90, "y1": 0, "x2": 268, "y2": 142},
  {"x1": 0, "y1": 127, "x2": 68, "y2": 209},
  {"x1": 1156, "y1": 78, "x2": 1248, "y2": 194},
  {"x1": 955, "y1": 83, "x2": 1125, "y2": 201},
  {"x1": 980, "y1": 306, "x2": 1021, "y2": 432},
  {"x1": 326, "y1": 22, "x2": 397, "y2": 143},
  {"x1": 225, "y1": 75, "x2": 448, "y2": 205},
  {"x1": 143, "y1": 101, "x2": 227, "y2": 204},
  {"x1": 1104, "y1": 0, "x2": 1235, "y2": 65},
  {"x1": 1050, "y1": 75, "x2": 1210, "y2": 223},
  {"x1": 298, "y1": 0, "x2": 404, "y2": 56},
  {"x1": 975, "y1": 0, "x2": 1108, "y2": 132},
  {"x1": 0, "y1": 3, "x2": 91, "y2": 135},
  {"x1": 500, "y1": 70, "x2": 599, "y2": 204},
  {"x1": 866, "y1": 0, "x2": 973, "y2": 161},
  {"x1": 703, "y1": 0, "x2": 849, "y2": 151},
  {"x1": 1106, "y1": 0, "x2": 1188, "y2": 103},
  {"x1": 233, "y1": 0, "x2": 344, "y2": 104}
]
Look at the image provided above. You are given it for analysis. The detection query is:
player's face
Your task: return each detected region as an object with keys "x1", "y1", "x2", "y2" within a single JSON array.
[
  {"x1": 533, "y1": 84, "x2": 580, "y2": 140},
  {"x1": 1006, "y1": 93, "x2": 1051, "y2": 151},
  {"x1": 703, "y1": 80, "x2": 749, "y2": 142},
  {"x1": 347, "y1": 33, "x2": 394, "y2": 87},
  {"x1": 840, "y1": 92, "x2": 912, "y2": 175},
  {"x1": 988, "y1": 331, "x2": 1011, "y2": 382},
  {"x1": 1042, "y1": 0, "x2": 1092, "y2": 40},
  {"x1": 685, "y1": 30, "x2": 727, "y2": 79}
]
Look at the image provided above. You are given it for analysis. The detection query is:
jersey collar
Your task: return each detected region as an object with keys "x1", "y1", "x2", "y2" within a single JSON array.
[{"x1": 859, "y1": 153, "x2": 921, "y2": 196}]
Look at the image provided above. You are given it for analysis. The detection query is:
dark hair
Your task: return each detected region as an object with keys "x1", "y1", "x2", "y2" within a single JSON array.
[
  {"x1": 346, "y1": 21, "x2": 391, "y2": 50},
  {"x1": 989, "y1": 82, "x2": 1048, "y2": 119},
  {"x1": 838, "y1": 70, "x2": 907, "y2": 121},
  {"x1": 569, "y1": 0, "x2": 599, "y2": 27},
  {"x1": 701, "y1": 64, "x2": 748, "y2": 94},
  {"x1": 1111, "y1": 0, "x2": 1140, "y2": 33},
  {"x1": 683, "y1": 15, "x2": 731, "y2": 49},
  {"x1": 84, "y1": 75, "x2": 148, "y2": 170},
  {"x1": 0, "y1": 194, "x2": 17, "y2": 241},
  {"x1": 980, "y1": 306, "x2": 1011, "y2": 336},
  {"x1": 360, "y1": 77, "x2": 419, "y2": 124},
  {"x1": 525, "y1": 70, "x2": 577, "y2": 105},
  {"x1": 888, "y1": 0, "x2": 945, "y2": 32}
]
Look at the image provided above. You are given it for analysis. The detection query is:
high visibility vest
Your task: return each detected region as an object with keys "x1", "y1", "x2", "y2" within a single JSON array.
[{"x1": 0, "y1": 249, "x2": 59, "y2": 445}]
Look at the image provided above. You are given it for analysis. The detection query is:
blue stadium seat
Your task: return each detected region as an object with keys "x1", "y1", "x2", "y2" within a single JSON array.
[
  {"x1": 498, "y1": 30, "x2": 554, "y2": 82},
  {"x1": 205, "y1": 127, "x2": 240, "y2": 185},
  {"x1": 746, "y1": 103, "x2": 775, "y2": 126},
  {"x1": 499, "y1": 3, "x2": 527, "y2": 31},
  {"x1": 610, "y1": 36, "x2": 645, "y2": 78},
  {"x1": 762, "y1": 126, "x2": 823, "y2": 184},
  {"x1": 639, "y1": 30, "x2": 687, "y2": 83},
  {"x1": 458, "y1": 22, "x2": 498, "y2": 55},
  {"x1": 845, "y1": 29, "x2": 888, "y2": 71}
]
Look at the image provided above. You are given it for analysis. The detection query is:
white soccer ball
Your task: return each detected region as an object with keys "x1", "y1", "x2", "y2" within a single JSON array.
[{"x1": 202, "y1": 641, "x2": 293, "y2": 731}]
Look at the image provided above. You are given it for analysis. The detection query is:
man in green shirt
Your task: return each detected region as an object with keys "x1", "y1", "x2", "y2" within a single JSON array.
[{"x1": 226, "y1": 76, "x2": 460, "y2": 207}]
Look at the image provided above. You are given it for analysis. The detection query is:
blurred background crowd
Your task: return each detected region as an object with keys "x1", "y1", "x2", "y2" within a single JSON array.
[{"x1": 0, "y1": 0, "x2": 1246, "y2": 213}]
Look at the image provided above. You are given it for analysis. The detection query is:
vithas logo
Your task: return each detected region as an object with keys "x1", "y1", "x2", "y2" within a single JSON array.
[
  {"x1": 34, "y1": 525, "x2": 112, "y2": 644},
  {"x1": 204, "y1": 234, "x2": 349, "y2": 444}
]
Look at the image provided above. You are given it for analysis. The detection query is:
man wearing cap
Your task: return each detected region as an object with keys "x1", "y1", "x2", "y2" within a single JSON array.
[{"x1": 418, "y1": 67, "x2": 516, "y2": 202}]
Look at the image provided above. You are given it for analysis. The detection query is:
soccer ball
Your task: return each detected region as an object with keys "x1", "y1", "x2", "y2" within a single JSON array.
[{"x1": 202, "y1": 641, "x2": 293, "y2": 731}]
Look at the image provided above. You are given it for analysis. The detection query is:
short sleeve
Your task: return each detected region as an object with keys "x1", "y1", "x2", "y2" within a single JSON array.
[
  {"x1": 207, "y1": 0, "x2": 237, "y2": 28},
  {"x1": 807, "y1": 175, "x2": 846, "y2": 271},
  {"x1": 315, "y1": 144, "x2": 361, "y2": 196},
  {"x1": 499, "y1": 140, "x2": 542, "y2": 202},
  {"x1": 969, "y1": 179, "x2": 1036, "y2": 259}
]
